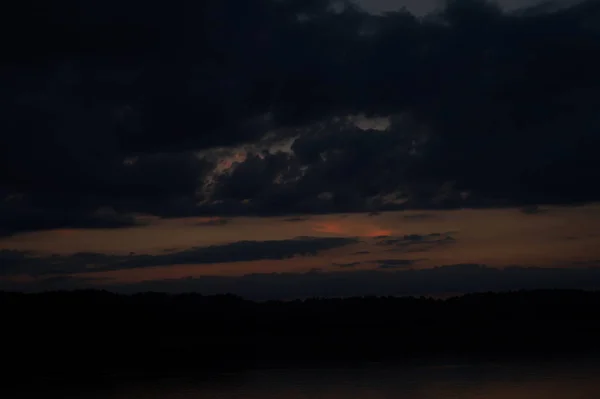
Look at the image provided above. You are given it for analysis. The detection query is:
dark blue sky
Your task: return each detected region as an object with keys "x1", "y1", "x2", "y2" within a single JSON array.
[{"x1": 357, "y1": 0, "x2": 575, "y2": 14}]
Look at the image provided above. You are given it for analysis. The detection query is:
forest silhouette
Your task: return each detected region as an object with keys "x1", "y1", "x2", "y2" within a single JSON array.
[{"x1": 3, "y1": 289, "x2": 600, "y2": 380}]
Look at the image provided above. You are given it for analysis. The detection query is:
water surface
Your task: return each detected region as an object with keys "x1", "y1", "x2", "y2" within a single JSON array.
[{"x1": 12, "y1": 359, "x2": 600, "y2": 398}]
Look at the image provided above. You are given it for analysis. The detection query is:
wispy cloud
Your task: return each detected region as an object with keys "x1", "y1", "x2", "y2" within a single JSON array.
[
  {"x1": 375, "y1": 232, "x2": 457, "y2": 252},
  {"x1": 194, "y1": 217, "x2": 230, "y2": 226},
  {"x1": 0, "y1": 237, "x2": 359, "y2": 277},
  {"x1": 284, "y1": 217, "x2": 311, "y2": 222}
]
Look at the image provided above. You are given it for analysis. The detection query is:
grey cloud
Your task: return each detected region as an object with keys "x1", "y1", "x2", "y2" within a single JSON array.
[
  {"x1": 376, "y1": 259, "x2": 421, "y2": 269},
  {"x1": 0, "y1": 236, "x2": 359, "y2": 277},
  {"x1": 333, "y1": 258, "x2": 421, "y2": 269},
  {"x1": 356, "y1": 0, "x2": 583, "y2": 15},
  {"x1": 334, "y1": 261, "x2": 362, "y2": 268},
  {"x1": 520, "y1": 205, "x2": 546, "y2": 214},
  {"x1": 377, "y1": 232, "x2": 456, "y2": 245},
  {"x1": 284, "y1": 217, "x2": 311, "y2": 222},
  {"x1": 2, "y1": 0, "x2": 599, "y2": 229},
  {"x1": 0, "y1": 151, "x2": 211, "y2": 235},
  {"x1": 195, "y1": 218, "x2": 230, "y2": 226},
  {"x1": 199, "y1": 0, "x2": 600, "y2": 214},
  {"x1": 376, "y1": 232, "x2": 457, "y2": 253},
  {"x1": 0, "y1": 203, "x2": 144, "y2": 237}
]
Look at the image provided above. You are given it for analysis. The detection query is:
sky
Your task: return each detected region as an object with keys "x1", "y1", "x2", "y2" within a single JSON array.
[
  {"x1": 1, "y1": 0, "x2": 600, "y2": 298},
  {"x1": 355, "y1": 0, "x2": 570, "y2": 14}
]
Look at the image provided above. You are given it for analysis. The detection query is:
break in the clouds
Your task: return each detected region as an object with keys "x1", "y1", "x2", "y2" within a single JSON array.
[
  {"x1": 3, "y1": 204, "x2": 600, "y2": 294},
  {"x1": 1, "y1": 0, "x2": 600, "y2": 234},
  {"x1": 0, "y1": 236, "x2": 358, "y2": 277}
]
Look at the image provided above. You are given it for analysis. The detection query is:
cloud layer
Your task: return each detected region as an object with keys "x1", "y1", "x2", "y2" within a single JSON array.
[
  {"x1": 2, "y1": 0, "x2": 600, "y2": 233},
  {"x1": 0, "y1": 236, "x2": 359, "y2": 276}
]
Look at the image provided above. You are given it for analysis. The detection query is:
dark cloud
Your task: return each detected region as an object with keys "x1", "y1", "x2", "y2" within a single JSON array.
[
  {"x1": 520, "y1": 205, "x2": 546, "y2": 214},
  {"x1": 0, "y1": 204, "x2": 143, "y2": 236},
  {"x1": 12, "y1": 263, "x2": 600, "y2": 299},
  {"x1": 0, "y1": 250, "x2": 30, "y2": 276},
  {"x1": 376, "y1": 232, "x2": 457, "y2": 252},
  {"x1": 199, "y1": 0, "x2": 600, "y2": 213},
  {"x1": 195, "y1": 218, "x2": 230, "y2": 227},
  {"x1": 334, "y1": 261, "x2": 362, "y2": 268},
  {"x1": 376, "y1": 259, "x2": 421, "y2": 269},
  {"x1": 0, "y1": 236, "x2": 359, "y2": 277},
  {"x1": 0, "y1": 151, "x2": 211, "y2": 234},
  {"x1": 284, "y1": 217, "x2": 311, "y2": 222},
  {"x1": 2, "y1": 0, "x2": 600, "y2": 230},
  {"x1": 334, "y1": 258, "x2": 422, "y2": 269},
  {"x1": 376, "y1": 233, "x2": 455, "y2": 247}
]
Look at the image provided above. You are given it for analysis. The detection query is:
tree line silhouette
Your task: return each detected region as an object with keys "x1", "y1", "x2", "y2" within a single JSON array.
[{"x1": 3, "y1": 289, "x2": 600, "y2": 379}]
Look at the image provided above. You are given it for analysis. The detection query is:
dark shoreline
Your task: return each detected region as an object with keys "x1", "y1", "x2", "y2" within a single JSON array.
[
  {"x1": 7, "y1": 355, "x2": 600, "y2": 398},
  {"x1": 3, "y1": 289, "x2": 600, "y2": 382}
]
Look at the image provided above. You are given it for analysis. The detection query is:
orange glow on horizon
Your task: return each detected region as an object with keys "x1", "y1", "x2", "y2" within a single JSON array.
[{"x1": 312, "y1": 220, "x2": 393, "y2": 237}]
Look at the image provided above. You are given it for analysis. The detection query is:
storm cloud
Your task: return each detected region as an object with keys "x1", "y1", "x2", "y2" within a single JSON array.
[{"x1": 2, "y1": 0, "x2": 600, "y2": 232}]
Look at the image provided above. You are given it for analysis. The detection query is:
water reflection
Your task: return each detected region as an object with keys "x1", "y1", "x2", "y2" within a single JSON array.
[{"x1": 13, "y1": 359, "x2": 600, "y2": 399}]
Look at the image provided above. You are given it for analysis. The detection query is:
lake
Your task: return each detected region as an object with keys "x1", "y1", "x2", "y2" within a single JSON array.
[{"x1": 7, "y1": 358, "x2": 600, "y2": 398}]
